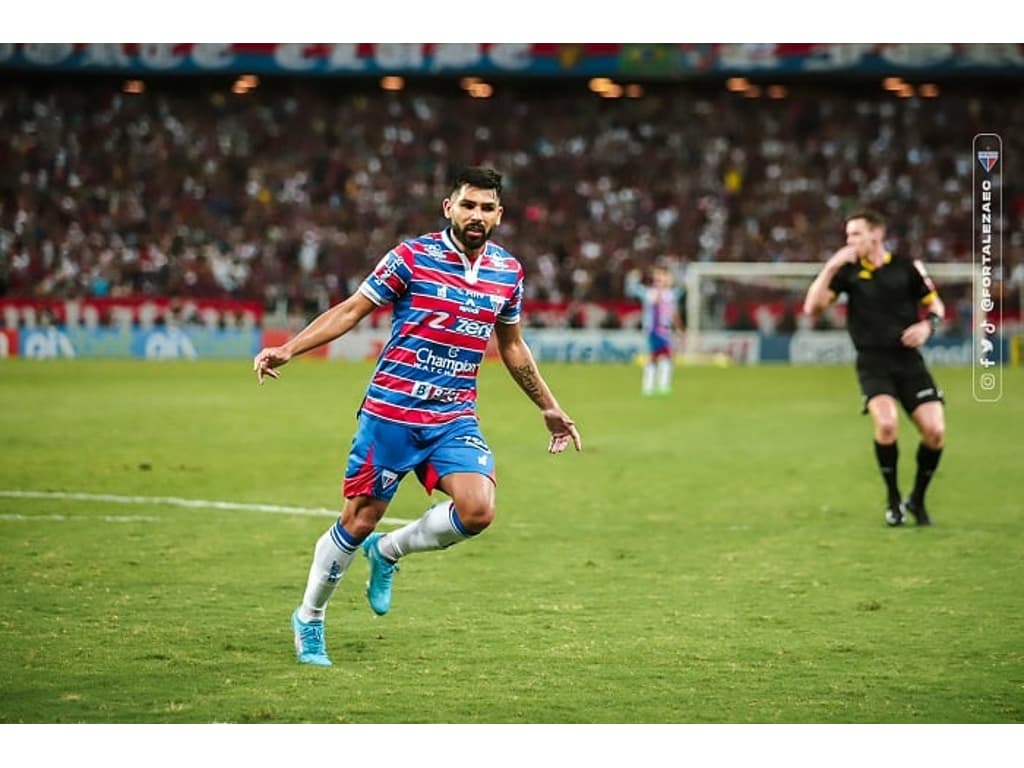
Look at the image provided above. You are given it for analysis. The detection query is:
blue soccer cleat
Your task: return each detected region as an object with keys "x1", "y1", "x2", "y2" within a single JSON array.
[
  {"x1": 291, "y1": 609, "x2": 332, "y2": 667},
  {"x1": 362, "y1": 533, "x2": 399, "y2": 616}
]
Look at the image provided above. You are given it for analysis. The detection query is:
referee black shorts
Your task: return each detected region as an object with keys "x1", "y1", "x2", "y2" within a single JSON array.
[{"x1": 855, "y1": 348, "x2": 944, "y2": 416}]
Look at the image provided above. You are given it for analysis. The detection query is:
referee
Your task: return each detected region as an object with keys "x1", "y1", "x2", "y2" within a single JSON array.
[{"x1": 804, "y1": 210, "x2": 945, "y2": 527}]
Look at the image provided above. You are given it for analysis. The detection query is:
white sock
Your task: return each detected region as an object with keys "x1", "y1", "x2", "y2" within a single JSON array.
[
  {"x1": 380, "y1": 500, "x2": 473, "y2": 559},
  {"x1": 656, "y1": 357, "x2": 673, "y2": 391},
  {"x1": 642, "y1": 362, "x2": 656, "y2": 394},
  {"x1": 298, "y1": 519, "x2": 360, "y2": 622}
]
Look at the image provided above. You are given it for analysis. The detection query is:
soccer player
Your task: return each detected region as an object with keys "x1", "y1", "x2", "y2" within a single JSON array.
[
  {"x1": 626, "y1": 262, "x2": 682, "y2": 396},
  {"x1": 253, "y1": 167, "x2": 582, "y2": 666},
  {"x1": 803, "y1": 209, "x2": 945, "y2": 527}
]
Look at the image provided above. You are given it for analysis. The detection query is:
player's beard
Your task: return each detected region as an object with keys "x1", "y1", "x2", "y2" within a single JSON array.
[{"x1": 453, "y1": 221, "x2": 491, "y2": 251}]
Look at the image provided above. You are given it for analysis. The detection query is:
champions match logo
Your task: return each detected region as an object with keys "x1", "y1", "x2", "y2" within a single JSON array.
[{"x1": 977, "y1": 150, "x2": 999, "y2": 173}]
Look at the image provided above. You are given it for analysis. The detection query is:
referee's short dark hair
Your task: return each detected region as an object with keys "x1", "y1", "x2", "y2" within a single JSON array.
[{"x1": 846, "y1": 209, "x2": 886, "y2": 229}]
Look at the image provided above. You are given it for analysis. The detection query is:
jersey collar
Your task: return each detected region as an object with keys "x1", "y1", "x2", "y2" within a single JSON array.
[
  {"x1": 859, "y1": 251, "x2": 893, "y2": 272},
  {"x1": 442, "y1": 228, "x2": 486, "y2": 285}
]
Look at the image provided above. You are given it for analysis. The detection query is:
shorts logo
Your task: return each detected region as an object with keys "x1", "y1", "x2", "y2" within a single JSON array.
[
  {"x1": 381, "y1": 469, "x2": 399, "y2": 488},
  {"x1": 916, "y1": 388, "x2": 935, "y2": 399},
  {"x1": 478, "y1": 454, "x2": 489, "y2": 466},
  {"x1": 456, "y1": 435, "x2": 491, "y2": 454}
]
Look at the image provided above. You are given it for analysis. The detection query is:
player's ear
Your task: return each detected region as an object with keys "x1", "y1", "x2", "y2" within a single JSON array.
[
  {"x1": 495, "y1": 205, "x2": 503, "y2": 226},
  {"x1": 442, "y1": 198, "x2": 452, "y2": 220}
]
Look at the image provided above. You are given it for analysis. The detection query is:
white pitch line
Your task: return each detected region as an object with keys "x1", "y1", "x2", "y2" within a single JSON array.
[
  {"x1": 0, "y1": 490, "x2": 414, "y2": 526},
  {"x1": 0, "y1": 513, "x2": 162, "y2": 523}
]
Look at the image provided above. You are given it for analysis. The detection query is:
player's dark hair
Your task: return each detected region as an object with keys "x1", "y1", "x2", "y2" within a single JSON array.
[
  {"x1": 846, "y1": 209, "x2": 886, "y2": 229},
  {"x1": 451, "y1": 166, "x2": 503, "y2": 197}
]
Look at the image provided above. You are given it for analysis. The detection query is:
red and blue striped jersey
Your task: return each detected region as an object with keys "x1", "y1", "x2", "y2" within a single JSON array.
[{"x1": 357, "y1": 229, "x2": 523, "y2": 426}]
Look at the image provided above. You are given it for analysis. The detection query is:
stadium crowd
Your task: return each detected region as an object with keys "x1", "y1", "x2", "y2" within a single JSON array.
[{"x1": 1, "y1": 76, "x2": 1021, "y2": 324}]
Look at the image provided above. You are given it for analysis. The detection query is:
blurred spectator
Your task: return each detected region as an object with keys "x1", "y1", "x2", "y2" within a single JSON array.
[{"x1": 0, "y1": 75, "x2": 1020, "y2": 320}]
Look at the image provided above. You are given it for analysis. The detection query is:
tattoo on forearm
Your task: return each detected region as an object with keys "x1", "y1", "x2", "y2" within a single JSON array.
[{"x1": 512, "y1": 364, "x2": 546, "y2": 407}]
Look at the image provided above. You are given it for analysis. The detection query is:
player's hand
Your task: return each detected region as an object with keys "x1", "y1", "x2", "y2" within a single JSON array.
[
  {"x1": 542, "y1": 408, "x2": 582, "y2": 454},
  {"x1": 828, "y1": 245, "x2": 858, "y2": 267},
  {"x1": 253, "y1": 346, "x2": 292, "y2": 384},
  {"x1": 900, "y1": 320, "x2": 931, "y2": 349}
]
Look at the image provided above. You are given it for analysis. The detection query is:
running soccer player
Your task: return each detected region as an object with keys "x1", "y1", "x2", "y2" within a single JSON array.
[
  {"x1": 627, "y1": 262, "x2": 682, "y2": 396},
  {"x1": 253, "y1": 167, "x2": 582, "y2": 666},
  {"x1": 804, "y1": 209, "x2": 946, "y2": 528}
]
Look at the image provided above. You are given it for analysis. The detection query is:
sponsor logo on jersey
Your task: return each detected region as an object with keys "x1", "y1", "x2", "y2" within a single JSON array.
[
  {"x1": 414, "y1": 347, "x2": 479, "y2": 375},
  {"x1": 454, "y1": 317, "x2": 492, "y2": 339}
]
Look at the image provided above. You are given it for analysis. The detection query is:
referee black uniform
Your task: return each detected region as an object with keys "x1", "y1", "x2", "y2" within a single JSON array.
[
  {"x1": 830, "y1": 251, "x2": 944, "y2": 415},
  {"x1": 829, "y1": 250, "x2": 944, "y2": 525}
]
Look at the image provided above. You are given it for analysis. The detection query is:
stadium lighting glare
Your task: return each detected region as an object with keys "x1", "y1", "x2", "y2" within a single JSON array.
[
  {"x1": 381, "y1": 76, "x2": 405, "y2": 92},
  {"x1": 468, "y1": 83, "x2": 493, "y2": 98},
  {"x1": 122, "y1": 80, "x2": 145, "y2": 95},
  {"x1": 231, "y1": 81, "x2": 250, "y2": 95},
  {"x1": 768, "y1": 85, "x2": 787, "y2": 99},
  {"x1": 600, "y1": 84, "x2": 624, "y2": 99},
  {"x1": 919, "y1": 83, "x2": 940, "y2": 98},
  {"x1": 459, "y1": 77, "x2": 481, "y2": 90},
  {"x1": 726, "y1": 77, "x2": 749, "y2": 92},
  {"x1": 882, "y1": 76, "x2": 905, "y2": 91},
  {"x1": 239, "y1": 75, "x2": 260, "y2": 89},
  {"x1": 743, "y1": 85, "x2": 762, "y2": 98},
  {"x1": 625, "y1": 84, "x2": 644, "y2": 98},
  {"x1": 896, "y1": 84, "x2": 915, "y2": 98},
  {"x1": 588, "y1": 77, "x2": 614, "y2": 93}
]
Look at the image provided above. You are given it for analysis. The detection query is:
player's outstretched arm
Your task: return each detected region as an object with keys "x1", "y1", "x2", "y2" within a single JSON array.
[
  {"x1": 803, "y1": 246, "x2": 857, "y2": 315},
  {"x1": 253, "y1": 292, "x2": 377, "y2": 384},
  {"x1": 494, "y1": 322, "x2": 582, "y2": 454}
]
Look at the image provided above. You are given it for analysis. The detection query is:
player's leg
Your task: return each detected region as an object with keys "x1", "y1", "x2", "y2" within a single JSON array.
[
  {"x1": 642, "y1": 337, "x2": 657, "y2": 396},
  {"x1": 292, "y1": 414, "x2": 414, "y2": 661},
  {"x1": 857, "y1": 353, "x2": 904, "y2": 525},
  {"x1": 364, "y1": 424, "x2": 496, "y2": 614},
  {"x1": 904, "y1": 402, "x2": 945, "y2": 525},
  {"x1": 655, "y1": 351, "x2": 673, "y2": 394},
  {"x1": 866, "y1": 394, "x2": 903, "y2": 524},
  {"x1": 292, "y1": 494, "x2": 389, "y2": 665},
  {"x1": 642, "y1": 358, "x2": 656, "y2": 396},
  {"x1": 897, "y1": 357, "x2": 944, "y2": 525},
  {"x1": 649, "y1": 334, "x2": 672, "y2": 395}
]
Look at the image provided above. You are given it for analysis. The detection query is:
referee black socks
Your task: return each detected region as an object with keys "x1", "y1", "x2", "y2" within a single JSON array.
[
  {"x1": 911, "y1": 443, "x2": 943, "y2": 504},
  {"x1": 874, "y1": 440, "x2": 901, "y2": 506}
]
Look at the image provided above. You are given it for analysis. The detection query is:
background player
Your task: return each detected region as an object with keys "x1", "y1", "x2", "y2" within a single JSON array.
[{"x1": 627, "y1": 262, "x2": 683, "y2": 396}]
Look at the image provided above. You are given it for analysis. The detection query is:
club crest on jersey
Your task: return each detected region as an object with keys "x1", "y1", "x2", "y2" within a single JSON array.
[
  {"x1": 977, "y1": 150, "x2": 999, "y2": 173},
  {"x1": 381, "y1": 469, "x2": 399, "y2": 488},
  {"x1": 437, "y1": 285, "x2": 448, "y2": 299}
]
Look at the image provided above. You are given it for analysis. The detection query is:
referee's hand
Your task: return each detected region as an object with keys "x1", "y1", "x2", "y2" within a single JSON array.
[{"x1": 900, "y1": 320, "x2": 931, "y2": 349}]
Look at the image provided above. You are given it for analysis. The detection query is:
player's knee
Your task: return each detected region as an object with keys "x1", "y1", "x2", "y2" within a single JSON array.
[
  {"x1": 922, "y1": 421, "x2": 945, "y2": 449},
  {"x1": 341, "y1": 497, "x2": 387, "y2": 538},
  {"x1": 875, "y1": 419, "x2": 898, "y2": 443},
  {"x1": 454, "y1": 497, "x2": 495, "y2": 534}
]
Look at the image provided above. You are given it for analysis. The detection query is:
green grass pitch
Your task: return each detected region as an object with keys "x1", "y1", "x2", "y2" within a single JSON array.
[{"x1": 0, "y1": 359, "x2": 1021, "y2": 723}]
